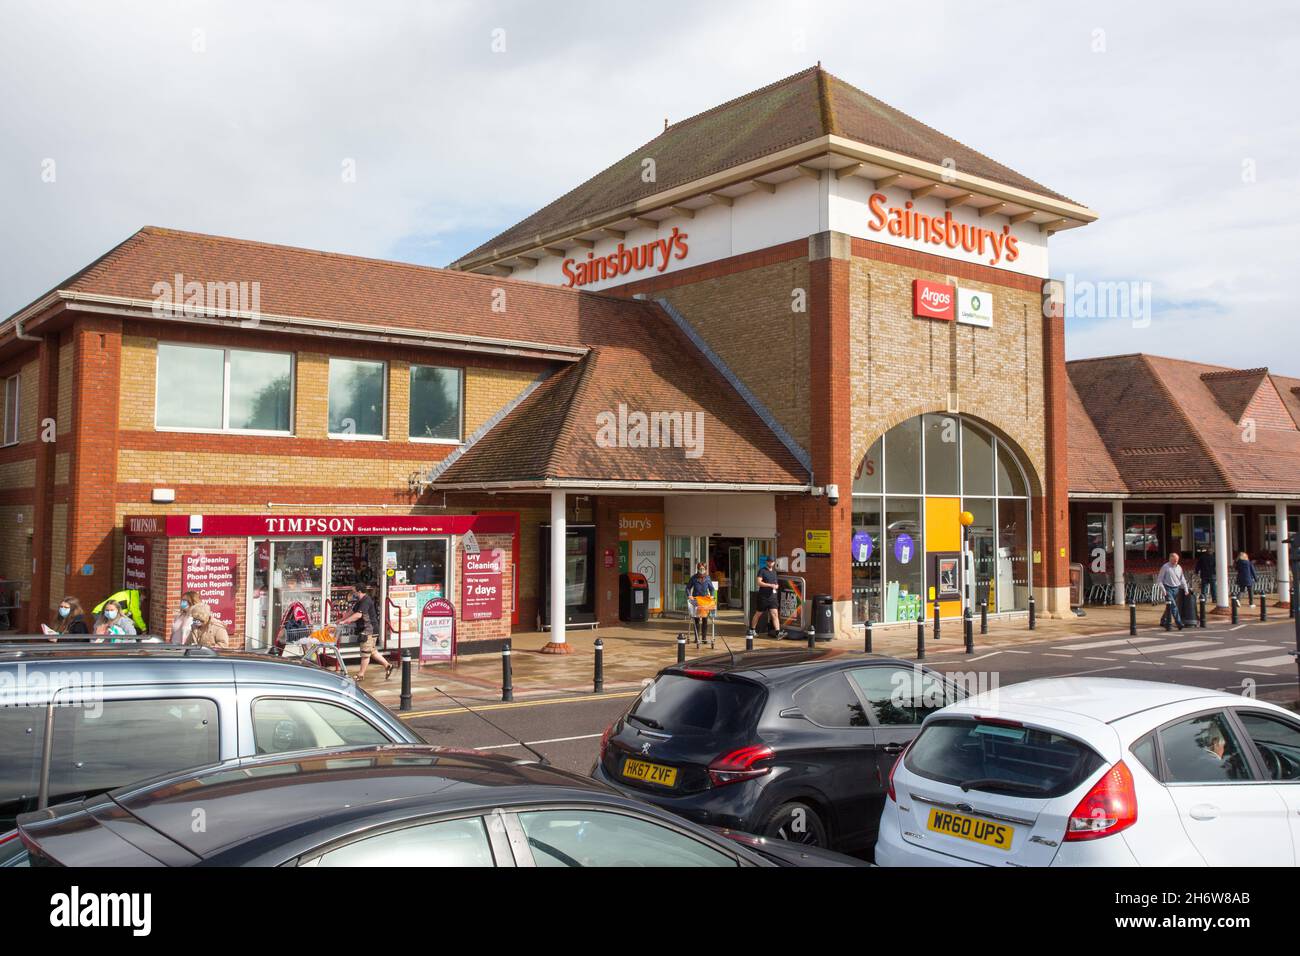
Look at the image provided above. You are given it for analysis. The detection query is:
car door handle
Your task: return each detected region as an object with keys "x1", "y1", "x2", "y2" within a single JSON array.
[
  {"x1": 882, "y1": 742, "x2": 906, "y2": 755},
  {"x1": 1188, "y1": 804, "x2": 1219, "y2": 821}
]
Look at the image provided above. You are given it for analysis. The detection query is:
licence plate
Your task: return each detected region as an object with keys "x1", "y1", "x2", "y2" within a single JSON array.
[
  {"x1": 926, "y1": 807, "x2": 1014, "y2": 850},
  {"x1": 621, "y1": 758, "x2": 678, "y2": 788}
]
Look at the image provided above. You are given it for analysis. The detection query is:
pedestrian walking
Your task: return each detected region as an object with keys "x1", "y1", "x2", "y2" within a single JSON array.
[
  {"x1": 187, "y1": 603, "x2": 230, "y2": 648},
  {"x1": 1194, "y1": 547, "x2": 1216, "y2": 601},
  {"x1": 170, "y1": 590, "x2": 201, "y2": 645},
  {"x1": 340, "y1": 583, "x2": 391, "y2": 680},
  {"x1": 1235, "y1": 551, "x2": 1257, "y2": 606},
  {"x1": 748, "y1": 555, "x2": 783, "y2": 639},
  {"x1": 48, "y1": 596, "x2": 89, "y2": 639},
  {"x1": 1157, "y1": 552, "x2": 1189, "y2": 630},
  {"x1": 93, "y1": 598, "x2": 138, "y2": 638},
  {"x1": 686, "y1": 562, "x2": 716, "y2": 645}
]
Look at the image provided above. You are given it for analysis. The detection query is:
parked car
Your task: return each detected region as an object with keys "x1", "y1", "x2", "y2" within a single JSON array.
[
  {"x1": 591, "y1": 647, "x2": 966, "y2": 854},
  {"x1": 0, "y1": 644, "x2": 422, "y2": 829},
  {"x1": 875, "y1": 676, "x2": 1300, "y2": 866},
  {"x1": 6, "y1": 745, "x2": 866, "y2": 867}
]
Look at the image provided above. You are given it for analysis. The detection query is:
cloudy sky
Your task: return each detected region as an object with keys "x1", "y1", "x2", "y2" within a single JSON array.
[{"x1": 3, "y1": 0, "x2": 1297, "y2": 369}]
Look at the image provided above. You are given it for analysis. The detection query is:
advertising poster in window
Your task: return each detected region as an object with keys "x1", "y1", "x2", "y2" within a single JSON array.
[
  {"x1": 420, "y1": 598, "x2": 456, "y2": 662},
  {"x1": 618, "y1": 513, "x2": 663, "y2": 612},
  {"x1": 181, "y1": 553, "x2": 238, "y2": 629},
  {"x1": 461, "y1": 549, "x2": 504, "y2": 621}
]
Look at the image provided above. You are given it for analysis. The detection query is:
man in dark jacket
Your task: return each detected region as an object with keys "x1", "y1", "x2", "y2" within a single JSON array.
[
  {"x1": 1194, "y1": 549, "x2": 1216, "y2": 601},
  {"x1": 1235, "y1": 552, "x2": 1258, "y2": 606}
]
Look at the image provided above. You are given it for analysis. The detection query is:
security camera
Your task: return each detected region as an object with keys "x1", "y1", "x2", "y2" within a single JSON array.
[{"x1": 826, "y1": 483, "x2": 840, "y2": 508}]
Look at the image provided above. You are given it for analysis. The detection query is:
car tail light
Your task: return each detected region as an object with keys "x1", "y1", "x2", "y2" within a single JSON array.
[
  {"x1": 887, "y1": 743, "x2": 911, "y2": 802},
  {"x1": 681, "y1": 668, "x2": 718, "y2": 680},
  {"x1": 708, "y1": 745, "x2": 774, "y2": 787},
  {"x1": 599, "y1": 723, "x2": 613, "y2": 760},
  {"x1": 1064, "y1": 760, "x2": 1137, "y2": 841}
]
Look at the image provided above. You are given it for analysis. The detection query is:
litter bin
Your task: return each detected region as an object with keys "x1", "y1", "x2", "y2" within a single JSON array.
[
  {"x1": 811, "y1": 594, "x2": 834, "y2": 641},
  {"x1": 619, "y1": 572, "x2": 649, "y2": 622}
]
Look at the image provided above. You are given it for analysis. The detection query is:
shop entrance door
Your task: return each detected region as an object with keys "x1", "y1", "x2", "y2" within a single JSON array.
[
  {"x1": 381, "y1": 537, "x2": 450, "y2": 650},
  {"x1": 257, "y1": 538, "x2": 325, "y2": 649}
]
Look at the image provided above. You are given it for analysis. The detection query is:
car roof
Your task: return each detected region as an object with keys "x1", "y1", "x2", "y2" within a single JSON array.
[
  {"x1": 944, "y1": 677, "x2": 1245, "y2": 726},
  {"x1": 105, "y1": 744, "x2": 620, "y2": 859},
  {"x1": 665, "y1": 647, "x2": 913, "y2": 684}
]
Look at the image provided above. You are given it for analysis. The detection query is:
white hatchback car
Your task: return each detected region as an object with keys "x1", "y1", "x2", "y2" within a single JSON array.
[{"x1": 875, "y1": 677, "x2": 1300, "y2": 866}]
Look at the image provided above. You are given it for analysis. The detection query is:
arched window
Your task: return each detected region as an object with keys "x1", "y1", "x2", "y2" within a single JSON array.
[{"x1": 851, "y1": 414, "x2": 1032, "y2": 624}]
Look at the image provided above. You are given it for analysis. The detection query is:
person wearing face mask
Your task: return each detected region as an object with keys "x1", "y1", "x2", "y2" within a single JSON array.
[
  {"x1": 171, "y1": 591, "x2": 202, "y2": 645},
  {"x1": 50, "y1": 596, "x2": 89, "y2": 639},
  {"x1": 93, "y1": 599, "x2": 138, "y2": 639},
  {"x1": 187, "y1": 603, "x2": 230, "y2": 649}
]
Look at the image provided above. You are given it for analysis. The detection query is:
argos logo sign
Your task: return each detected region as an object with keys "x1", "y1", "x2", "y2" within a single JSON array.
[{"x1": 913, "y1": 279, "x2": 955, "y2": 321}]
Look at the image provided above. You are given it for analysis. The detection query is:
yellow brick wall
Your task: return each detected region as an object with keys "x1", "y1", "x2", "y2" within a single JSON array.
[
  {"x1": 48, "y1": 502, "x2": 67, "y2": 604},
  {"x1": 18, "y1": 359, "x2": 39, "y2": 444},
  {"x1": 57, "y1": 339, "x2": 73, "y2": 437},
  {"x1": 465, "y1": 366, "x2": 537, "y2": 435},
  {"x1": 120, "y1": 336, "x2": 155, "y2": 430},
  {"x1": 0, "y1": 505, "x2": 33, "y2": 606}
]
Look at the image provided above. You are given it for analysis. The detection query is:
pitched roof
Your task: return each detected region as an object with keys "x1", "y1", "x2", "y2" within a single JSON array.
[
  {"x1": 1067, "y1": 353, "x2": 1300, "y2": 497},
  {"x1": 453, "y1": 66, "x2": 1076, "y2": 266}
]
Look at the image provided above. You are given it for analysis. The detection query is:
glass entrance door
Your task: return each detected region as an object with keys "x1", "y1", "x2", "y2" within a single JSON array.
[
  {"x1": 270, "y1": 539, "x2": 325, "y2": 645},
  {"x1": 382, "y1": 537, "x2": 449, "y2": 649}
]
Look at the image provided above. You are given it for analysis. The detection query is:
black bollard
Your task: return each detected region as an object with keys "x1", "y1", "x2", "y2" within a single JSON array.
[
  {"x1": 807, "y1": 623, "x2": 817, "y2": 649},
  {"x1": 501, "y1": 641, "x2": 513, "y2": 703},
  {"x1": 964, "y1": 607, "x2": 974, "y2": 654},
  {"x1": 399, "y1": 650, "x2": 413, "y2": 712},
  {"x1": 1231, "y1": 595, "x2": 1239, "y2": 625},
  {"x1": 980, "y1": 600, "x2": 988, "y2": 635},
  {"x1": 1129, "y1": 602, "x2": 1137, "y2": 636},
  {"x1": 865, "y1": 620, "x2": 874, "y2": 654},
  {"x1": 1199, "y1": 594, "x2": 1207, "y2": 629},
  {"x1": 746, "y1": 631, "x2": 754, "y2": 652},
  {"x1": 1028, "y1": 595, "x2": 1036, "y2": 631},
  {"x1": 1163, "y1": 601, "x2": 1172, "y2": 632},
  {"x1": 1260, "y1": 593, "x2": 1267, "y2": 622},
  {"x1": 677, "y1": 634, "x2": 686, "y2": 663},
  {"x1": 593, "y1": 638, "x2": 604, "y2": 694},
  {"x1": 916, "y1": 614, "x2": 925, "y2": 660},
  {"x1": 933, "y1": 602, "x2": 941, "y2": 641}
]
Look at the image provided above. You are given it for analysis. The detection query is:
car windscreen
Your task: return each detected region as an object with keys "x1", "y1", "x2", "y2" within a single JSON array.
[
  {"x1": 904, "y1": 718, "x2": 1105, "y2": 798},
  {"x1": 628, "y1": 675, "x2": 766, "y2": 737}
]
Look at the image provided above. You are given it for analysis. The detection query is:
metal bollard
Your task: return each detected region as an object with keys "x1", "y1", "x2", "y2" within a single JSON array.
[
  {"x1": 980, "y1": 600, "x2": 988, "y2": 636},
  {"x1": 1260, "y1": 593, "x2": 1268, "y2": 622},
  {"x1": 593, "y1": 638, "x2": 604, "y2": 694},
  {"x1": 746, "y1": 631, "x2": 754, "y2": 652},
  {"x1": 501, "y1": 641, "x2": 513, "y2": 703},
  {"x1": 1129, "y1": 602, "x2": 1137, "y2": 636},
  {"x1": 807, "y1": 624, "x2": 817, "y2": 649},
  {"x1": 677, "y1": 634, "x2": 686, "y2": 663},
  {"x1": 1231, "y1": 596, "x2": 1239, "y2": 625},
  {"x1": 865, "y1": 620, "x2": 874, "y2": 654},
  {"x1": 916, "y1": 614, "x2": 925, "y2": 660},
  {"x1": 964, "y1": 607, "x2": 974, "y2": 654},
  {"x1": 1163, "y1": 601, "x2": 1172, "y2": 632},
  {"x1": 1199, "y1": 594, "x2": 1207, "y2": 629},
  {"x1": 399, "y1": 651, "x2": 413, "y2": 712},
  {"x1": 933, "y1": 602, "x2": 941, "y2": 641},
  {"x1": 1028, "y1": 595, "x2": 1036, "y2": 630}
]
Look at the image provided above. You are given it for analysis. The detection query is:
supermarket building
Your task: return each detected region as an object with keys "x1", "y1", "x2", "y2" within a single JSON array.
[{"x1": 0, "y1": 67, "x2": 1100, "y2": 650}]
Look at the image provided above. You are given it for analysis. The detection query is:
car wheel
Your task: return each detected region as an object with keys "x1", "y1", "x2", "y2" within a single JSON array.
[{"x1": 761, "y1": 801, "x2": 827, "y2": 847}]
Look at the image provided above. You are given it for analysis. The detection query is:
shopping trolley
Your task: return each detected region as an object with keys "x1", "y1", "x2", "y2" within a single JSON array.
[
  {"x1": 688, "y1": 593, "x2": 717, "y2": 649},
  {"x1": 278, "y1": 621, "x2": 351, "y2": 677}
]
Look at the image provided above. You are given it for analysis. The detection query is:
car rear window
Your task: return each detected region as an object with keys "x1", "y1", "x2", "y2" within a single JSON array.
[
  {"x1": 905, "y1": 718, "x2": 1105, "y2": 798},
  {"x1": 629, "y1": 675, "x2": 766, "y2": 736}
]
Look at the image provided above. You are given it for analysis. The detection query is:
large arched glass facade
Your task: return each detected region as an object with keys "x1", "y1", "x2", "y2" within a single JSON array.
[{"x1": 851, "y1": 414, "x2": 1032, "y2": 623}]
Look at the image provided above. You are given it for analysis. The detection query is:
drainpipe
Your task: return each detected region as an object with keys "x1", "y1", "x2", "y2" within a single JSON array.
[{"x1": 14, "y1": 317, "x2": 41, "y2": 342}]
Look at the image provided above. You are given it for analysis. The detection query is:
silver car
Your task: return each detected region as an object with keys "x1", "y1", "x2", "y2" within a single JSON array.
[{"x1": 0, "y1": 643, "x2": 422, "y2": 829}]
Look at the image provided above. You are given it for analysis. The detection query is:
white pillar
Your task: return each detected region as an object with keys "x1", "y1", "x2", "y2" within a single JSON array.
[
  {"x1": 1276, "y1": 502, "x2": 1290, "y2": 605},
  {"x1": 549, "y1": 490, "x2": 567, "y2": 648},
  {"x1": 1214, "y1": 500, "x2": 1231, "y2": 609},
  {"x1": 1111, "y1": 499, "x2": 1125, "y2": 604}
]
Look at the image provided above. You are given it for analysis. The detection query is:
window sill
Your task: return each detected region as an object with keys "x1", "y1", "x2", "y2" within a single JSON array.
[
  {"x1": 408, "y1": 436, "x2": 462, "y2": 445},
  {"x1": 154, "y1": 426, "x2": 294, "y2": 437},
  {"x1": 328, "y1": 433, "x2": 387, "y2": 442}
]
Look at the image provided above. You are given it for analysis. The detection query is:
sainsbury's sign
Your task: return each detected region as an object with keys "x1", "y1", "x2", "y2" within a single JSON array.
[
  {"x1": 562, "y1": 227, "x2": 688, "y2": 288},
  {"x1": 869, "y1": 193, "x2": 1021, "y2": 267}
]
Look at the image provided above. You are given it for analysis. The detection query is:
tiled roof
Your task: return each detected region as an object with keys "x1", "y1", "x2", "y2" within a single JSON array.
[
  {"x1": 453, "y1": 66, "x2": 1075, "y2": 266},
  {"x1": 1067, "y1": 353, "x2": 1300, "y2": 497},
  {"x1": 10, "y1": 226, "x2": 808, "y2": 488}
]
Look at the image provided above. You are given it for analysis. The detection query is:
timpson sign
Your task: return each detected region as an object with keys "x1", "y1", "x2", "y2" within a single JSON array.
[{"x1": 123, "y1": 513, "x2": 518, "y2": 537}]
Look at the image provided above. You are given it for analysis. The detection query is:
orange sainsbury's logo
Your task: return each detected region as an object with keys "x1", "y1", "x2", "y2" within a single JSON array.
[
  {"x1": 562, "y1": 226, "x2": 688, "y2": 287},
  {"x1": 868, "y1": 192, "x2": 1020, "y2": 266}
]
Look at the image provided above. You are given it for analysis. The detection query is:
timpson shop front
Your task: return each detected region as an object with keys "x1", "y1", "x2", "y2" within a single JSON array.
[{"x1": 0, "y1": 66, "x2": 1098, "y2": 645}]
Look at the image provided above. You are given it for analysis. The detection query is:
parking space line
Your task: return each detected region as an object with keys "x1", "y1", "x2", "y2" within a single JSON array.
[
  {"x1": 1112, "y1": 640, "x2": 1216, "y2": 656},
  {"x1": 1052, "y1": 636, "x2": 1164, "y2": 650},
  {"x1": 1172, "y1": 646, "x2": 1277, "y2": 661},
  {"x1": 476, "y1": 732, "x2": 604, "y2": 751},
  {"x1": 1235, "y1": 655, "x2": 1298, "y2": 668}
]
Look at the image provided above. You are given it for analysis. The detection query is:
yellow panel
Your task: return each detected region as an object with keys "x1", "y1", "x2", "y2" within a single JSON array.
[{"x1": 924, "y1": 497, "x2": 961, "y2": 552}]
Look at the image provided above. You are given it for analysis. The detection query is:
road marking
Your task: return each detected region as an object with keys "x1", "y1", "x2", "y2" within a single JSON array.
[
  {"x1": 1084, "y1": 656, "x2": 1116, "y2": 662},
  {"x1": 1235, "y1": 655, "x2": 1299, "y2": 668},
  {"x1": 961, "y1": 652, "x2": 1003, "y2": 662},
  {"x1": 1182, "y1": 665, "x2": 1221, "y2": 671},
  {"x1": 399, "y1": 689, "x2": 640, "y2": 719},
  {"x1": 476, "y1": 732, "x2": 604, "y2": 751},
  {"x1": 1172, "y1": 646, "x2": 1278, "y2": 662},
  {"x1": 1043, "y1": 653, "x2": 1075, "y2": 658},
  {"x1": 1056, "y1": 665, "x2": 1128, "y2": 677},
  {"x1": 1053, "y1": 636, "x2": 1164, "y2": 650},
  {"x1": 1111, "y1": 640, "x2": 1216, "y2": 656},
  {"x1": 1229, "y1": 625, "x2": 1248, "y2": 631}
]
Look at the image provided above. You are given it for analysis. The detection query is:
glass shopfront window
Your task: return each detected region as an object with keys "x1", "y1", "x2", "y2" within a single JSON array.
[
  {"x1": 1086, "y1": 513, "x2": 1112, "y2": 554},
  {"x1": 409, "y1": 365, "x2": 462, "y2": 442},
  {"x1": 329, "y1": 358, "x2": 386, "y2": 437},
  {"x1": 156, "y1": 344, "x2": 292, "y2": 433},
  {"x1": 850, "y1": 414, "x2": 1033, "y2": 624},
  {"x1": 1124, "y1": 514, "x2": 1163, "y2": 562}
]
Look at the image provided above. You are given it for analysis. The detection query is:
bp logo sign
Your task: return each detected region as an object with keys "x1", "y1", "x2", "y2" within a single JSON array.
[{"x1": 957, "y1": 288, "x2": 993, "y2": 328}]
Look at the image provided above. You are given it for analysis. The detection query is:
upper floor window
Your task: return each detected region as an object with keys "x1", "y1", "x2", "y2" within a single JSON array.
[
  {"x1": 2, "y1": 374, "x2": 17, "y2": 446},
  {"x1": 156, "y1": 344, "x2": 293, "y2": 433},
  {"x1": 328, "y1": 358, "x2": 385, "y2": 438},
  {"x1": 409, "y1": 365, "x2": 462, "y2": 442}
]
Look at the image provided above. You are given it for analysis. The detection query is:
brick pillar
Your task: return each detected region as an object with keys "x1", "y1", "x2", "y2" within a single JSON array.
[
  {"x1": 594, "y1": 496, "x2": 621, "y2": 626},
  {"x1": 1040, "y1": 282, "x2": 1071, "y2": 614},
  {"x1": 26, "y1": 332, "x2": 60, "y2": 630},
  {"x1": 65, "y1": 316, "x2": 123, "y2": 610},
  {"x1": 807, "y1": 232, "x2": 854, "y2": 634}
]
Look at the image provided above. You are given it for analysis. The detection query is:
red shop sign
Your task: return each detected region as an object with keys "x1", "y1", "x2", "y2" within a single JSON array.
[
  {"x1": 461, "y1": 549, "x2": 504, "y2": 622},
  {"x1": 125, "y1": 513, "x2": 517, "y2": 538},
  {"x1": 912, "y1": 279, "x2": 955, "y2": 321},
  {"x1": 181, "y1": 553, "x2": 238, "y2": 630}
]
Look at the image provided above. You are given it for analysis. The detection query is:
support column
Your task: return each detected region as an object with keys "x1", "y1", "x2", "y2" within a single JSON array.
[
  {"x1": 541, "y1": 489, "x2": 572, "y2": 654},
  {"x1": 26, "y1": 332, "x2": 59, "y2": 631},
  {"x1": 1111, "y1": 499, "x2": 1125, "y2": 605},
  {"x1": 1214, "y1": 500, "x2": 1231, "y2": 609},
  {"x1": 1039, "y1": 280, "x2": 1071, "y2": 615},
  {"x1": 1275, "y1": 502, "x2": 1290, "y2": 607}
]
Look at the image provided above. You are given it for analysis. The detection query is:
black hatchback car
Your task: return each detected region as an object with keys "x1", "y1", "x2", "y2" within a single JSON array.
[
  {"x1": 7, "y1": 744, "x2": 864, "y2": 867},
  {"x1": 592, "y1": 648, "x2": 966, "y2": 855}
]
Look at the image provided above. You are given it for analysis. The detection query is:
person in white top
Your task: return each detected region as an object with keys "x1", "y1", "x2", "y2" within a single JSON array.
[
  {"x1": 170, "y1": 590, "x2": 201, "y2": 645},
  {"x1": 1157, "y1": 552, "x2": 1189, "y2": 630}
]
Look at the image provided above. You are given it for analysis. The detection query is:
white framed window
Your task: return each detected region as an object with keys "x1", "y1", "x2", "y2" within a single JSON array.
[
  {"x1": 328, "y1": 358, "x2": 386, "y2": 439},
  {"x1": 155, "y1": 343, "x2": 294, "y2": 434},
  {"x1": 408, "y1": 365, "x2": 462, "y2": 443},
  {"x1": 2, "y1": 373, "x2": 18, "y2": 446}
]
